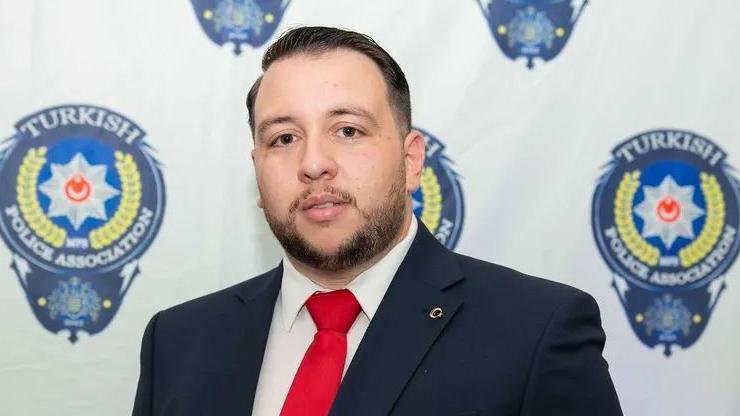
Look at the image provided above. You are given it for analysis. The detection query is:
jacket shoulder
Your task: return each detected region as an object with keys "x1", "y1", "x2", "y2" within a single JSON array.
[
  {"x1": 157, "y1": 266, "x2": 279, "y2": 323},
  {"x1": 452, "y1": 253, "x2": 594, "y2": 314}
]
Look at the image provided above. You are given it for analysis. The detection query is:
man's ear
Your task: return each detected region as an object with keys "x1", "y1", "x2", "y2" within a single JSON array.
[
  {"x1": 251, "y1": 149, "x2": 265, "y2": 209},
  {"x1": 403, "y1": 129, "x2": 426, "y2": 193}
]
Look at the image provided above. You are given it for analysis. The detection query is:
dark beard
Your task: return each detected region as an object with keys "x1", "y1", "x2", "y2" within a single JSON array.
[{"x1": 262, "y1": 170, "x2": 407, "y2": 272}]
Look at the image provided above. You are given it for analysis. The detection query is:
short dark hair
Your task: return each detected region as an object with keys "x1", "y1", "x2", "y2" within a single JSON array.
[{"x1": 246, "y1": 26, "x2": 411, "y2": 136}]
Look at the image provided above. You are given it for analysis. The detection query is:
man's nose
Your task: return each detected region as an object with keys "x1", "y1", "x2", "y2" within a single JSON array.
[{"x1": 298, "y1": 135, "x2": 337, "y2": 183}]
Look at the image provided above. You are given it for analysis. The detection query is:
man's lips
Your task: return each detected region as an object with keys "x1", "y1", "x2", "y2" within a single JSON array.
[
  {"x1": 300, "y1": 193, "x2": 349, "y2": 221},
  {"x1": 300, "y1": 194, "x2": 347, "y2": 210}
]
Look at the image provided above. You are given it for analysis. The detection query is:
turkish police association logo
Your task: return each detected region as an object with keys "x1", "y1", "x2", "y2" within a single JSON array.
[
  {"x1": 0, "y1": 105, "x2": 166, "y2": 342},
  {"x1": 412, "y1": 128, "x2": 465, "y2": 250},
  {"x1": 477, "y1": 0, "x2": 588, "y2": 68},
  {"x1": 592, "y1": 130, "x2": 740, "y2": 356},
  {"x1": 191, "y1": 0, "x2": 291, "y2": 55}
]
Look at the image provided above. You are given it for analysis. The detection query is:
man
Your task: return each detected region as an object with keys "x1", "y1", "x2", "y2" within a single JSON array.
[{"x1": 133, "y1": 26, "x2": 622, "y2": 416}]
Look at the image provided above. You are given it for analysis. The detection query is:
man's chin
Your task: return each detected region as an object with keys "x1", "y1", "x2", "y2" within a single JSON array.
[{"x1": 297, "y1": 240, "x2": 345, "y2": 258}]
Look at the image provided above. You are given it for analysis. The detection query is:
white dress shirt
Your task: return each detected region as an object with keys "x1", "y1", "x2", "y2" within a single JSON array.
[{"x1": 251, "y1": 219, "x2": 418, "y2": 416}]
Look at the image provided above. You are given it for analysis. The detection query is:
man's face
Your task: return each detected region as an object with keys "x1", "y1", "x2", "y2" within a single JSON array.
[{"x1": 251, "y1": 49, "x2": 423, "y2": 271}]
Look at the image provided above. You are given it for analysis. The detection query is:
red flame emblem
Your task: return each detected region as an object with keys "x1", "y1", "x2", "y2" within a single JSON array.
[
  {"x1": 657, "y1": 196, "x2": 681, "y2": 223},
  {"x1": 64, "y1": 175, "x2": 91, "y2": 203}
]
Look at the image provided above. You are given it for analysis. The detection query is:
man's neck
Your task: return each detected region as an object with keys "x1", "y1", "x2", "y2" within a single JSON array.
[{"x1": 287, "y1": 213, "x2": 414, "y2": 290}]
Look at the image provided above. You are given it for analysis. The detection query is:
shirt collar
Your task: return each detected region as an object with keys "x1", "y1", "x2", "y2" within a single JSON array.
[{"x1": 279, "y1": 218, "x2": 418, "y2": 331}]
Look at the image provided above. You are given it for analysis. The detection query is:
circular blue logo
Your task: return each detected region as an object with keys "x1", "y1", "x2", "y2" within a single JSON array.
[
  {"x1": 0, "y1": 104, "x2": 166, "y2": 342},
  {"x1": 592, "y1": 129, "x2": 740, "y2": 355}
]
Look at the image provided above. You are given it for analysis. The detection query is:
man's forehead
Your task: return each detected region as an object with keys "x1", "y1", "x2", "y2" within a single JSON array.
[{"x1": 254, "y1": 49, "x2": 389, "y2": 116}]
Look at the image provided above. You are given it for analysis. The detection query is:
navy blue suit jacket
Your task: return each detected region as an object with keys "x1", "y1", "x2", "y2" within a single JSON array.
[{"x1": 133, "y1": 221, "x2": 622, "y2": 415}]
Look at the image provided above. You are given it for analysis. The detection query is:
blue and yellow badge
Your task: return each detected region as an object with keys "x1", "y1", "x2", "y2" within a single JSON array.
[
  {"x1": 0, "y1": 105, "x2": 166, "y2": 343},
  {"x1": 412, "y1": 128, "x2": 465, "y2": 250},
  {"x1": 477, "y1": 0, "x2": 587, "y2": 68},
  {"x1": 191, "y1": 0, "x2": 291, "y2": 55},
  {"x1": 592, "y1": 130, "x2": 740, "y2": 356}
]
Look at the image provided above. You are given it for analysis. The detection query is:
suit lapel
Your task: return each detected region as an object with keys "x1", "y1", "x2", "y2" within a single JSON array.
[
  {"x1": 330, "y1": 221, "x2": 464, "y2": 416},
  {"x1": 223, "y1": 263, "x2": 282, "y2": 414}
]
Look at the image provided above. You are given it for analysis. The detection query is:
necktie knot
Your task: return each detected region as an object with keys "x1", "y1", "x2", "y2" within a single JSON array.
[{"x1": 305, "y1": 289, "x2": 361, "y2": 333}]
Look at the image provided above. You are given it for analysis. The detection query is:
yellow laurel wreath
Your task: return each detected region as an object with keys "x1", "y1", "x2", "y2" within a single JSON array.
[
  {"x1": 678, "y1": 173, "x2": 725, "y2": 267},
  {"x1": 16, "y1": 147, "x2": 66, "y2": 248},
  {"x1": 88, "y1": 151, "x2": 141, "y2": 250},
  {"x1": 420, "y1": 166, "x2": 442, "y2": 232},
  {"x1": 614, "y1": 170, "x2": 660, "y2": 266}
]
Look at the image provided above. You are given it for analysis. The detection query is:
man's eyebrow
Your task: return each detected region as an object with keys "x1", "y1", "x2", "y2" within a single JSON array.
[
  {"x1": 256, "y1": 116, "x2": 295, "y2": 141},
  {"x1": 327, "y1": 106, "x2": 378, "y2": 127}
]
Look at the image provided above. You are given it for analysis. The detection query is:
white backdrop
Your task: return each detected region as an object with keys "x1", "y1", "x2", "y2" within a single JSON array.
[{"x1": 1, "y1": 1, "x2": 739, "y2": 415}]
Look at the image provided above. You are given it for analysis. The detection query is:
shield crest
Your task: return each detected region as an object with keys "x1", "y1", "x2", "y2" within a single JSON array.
[
  {"x1": 0, "y1": 105, "x2": 166, "y2": 343},
  {"x1": 592, "y1": 130, "x2": 740, "y2": 356},
  {"x1": 191, "y1": 0, "x2": 291, "y2": 55},
  {"x1": 477, "y1": 0, "x2": 588, "y2": 68}
]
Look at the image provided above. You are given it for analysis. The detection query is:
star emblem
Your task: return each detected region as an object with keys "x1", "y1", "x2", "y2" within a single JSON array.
[
  {"x1": 633, "y1": 175, "x2": 705, "y2": 249},
  {"x1": 38, "y1": 153, "x2": 120, "y2": 230}
]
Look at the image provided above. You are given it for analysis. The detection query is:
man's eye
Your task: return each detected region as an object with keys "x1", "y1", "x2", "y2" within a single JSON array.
[
  {"x1": 339, "y1": 127, "x2": 361, "y2": 138},
  {"x1": 272, "y1": 134, "x2": 295, "y2": 146}
]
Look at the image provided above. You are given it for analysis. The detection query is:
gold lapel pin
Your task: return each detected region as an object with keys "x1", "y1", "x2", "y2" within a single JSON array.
[{"x1": 429, "y1": 307, "x2": 444, "y2": 319}]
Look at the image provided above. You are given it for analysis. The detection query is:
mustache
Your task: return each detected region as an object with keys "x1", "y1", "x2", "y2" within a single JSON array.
[{"x1": 288, "y1": 186, "x2": 357, "y2": 214}]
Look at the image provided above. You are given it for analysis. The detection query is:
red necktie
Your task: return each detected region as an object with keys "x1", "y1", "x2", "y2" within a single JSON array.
[{"x1": 280, "y1": 289, "x2": 361, "y2": 416}]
